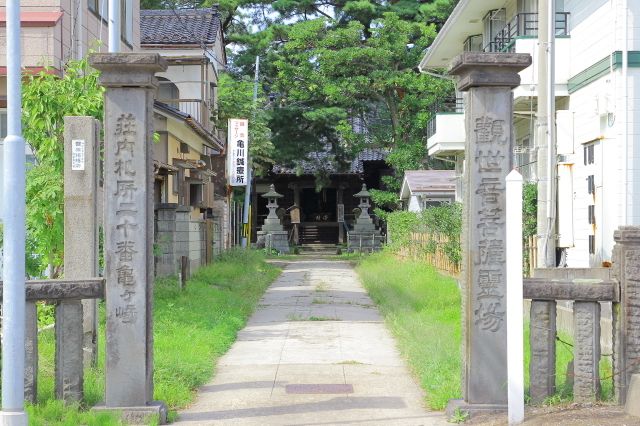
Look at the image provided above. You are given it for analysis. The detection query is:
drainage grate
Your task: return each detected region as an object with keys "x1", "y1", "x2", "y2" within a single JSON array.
[{"x1": 285, "y1": 384, "x2": 354, "y2": 394}]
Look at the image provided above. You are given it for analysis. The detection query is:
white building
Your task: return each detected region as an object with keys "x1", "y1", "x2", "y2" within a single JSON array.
[{"x1": 420, "y1": 0, "x2": 640, "y2": 267}]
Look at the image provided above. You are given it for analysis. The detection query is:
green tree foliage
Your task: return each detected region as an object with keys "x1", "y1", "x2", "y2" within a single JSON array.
[
  {"x1": 22, "y1": 58, "x2": 103, "y2": 276},
  {"x1": 143, "y1": 0, "x2": 458, "y2": 199}
]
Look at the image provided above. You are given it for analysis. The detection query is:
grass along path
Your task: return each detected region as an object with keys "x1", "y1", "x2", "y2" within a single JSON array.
[
  {"x1": 355, "y1": 251, "x2": 612, "y2": 411},
  {"x1": 356, "y1": 252, "x2": 461, "y2": 410},
  {"x1": 26, "y1": 249, "x2": 281, "y2": 425}
]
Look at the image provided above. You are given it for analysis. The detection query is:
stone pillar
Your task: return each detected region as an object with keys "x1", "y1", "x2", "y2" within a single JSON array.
[
  {"x1": 529, "y1": 300, "x2": 556, "y2": 403},
  {"x1": 90, "y1": 53, "x2": 167, "y2": 423},
  {"x1": 612, "y1": 226, "x2": 640, "y2": 404},
  {"x1": 337, "y1": 187, "x2": 344, "y2": 244},
  {"x1": 573, "y1": 301, "x2": 601, "y2": 402},
  {"x1": 155, "y1": 203, "x2": 178, "y2": 277},
  {"x1": 24, "y1": 301, "x2": 38, "y2": 404},
  {"x1": 55, "y1": 300, "x2": 83, "y2": 401},
  {"x1": 446, "y1": 52, "x2": 532, "y2": 416},
  {"x1": 63, "y1": 116, "x2": 100, "y2": 371}
]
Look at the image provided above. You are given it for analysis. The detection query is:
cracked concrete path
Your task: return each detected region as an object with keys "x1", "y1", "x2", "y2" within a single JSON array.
[{"x1": 175, "y1": 259, "x2": 447, "y2": 426}]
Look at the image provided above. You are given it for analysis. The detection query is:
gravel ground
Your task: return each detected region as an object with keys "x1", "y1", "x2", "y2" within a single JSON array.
[{"x1": 466, "y1": 403, "x2": 640, "y2": 426}]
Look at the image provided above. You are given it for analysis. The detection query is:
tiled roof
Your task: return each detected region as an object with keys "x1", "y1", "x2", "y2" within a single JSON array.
[
  {"x1": 140, "y1": 8, "x2": 220, "y2": 45},
  {"x1": 349, "y1": 148, "x2": 389, "y2": 173},
  {"x1": 271, "y1": 148, "x2": 389, "y2": 175}
]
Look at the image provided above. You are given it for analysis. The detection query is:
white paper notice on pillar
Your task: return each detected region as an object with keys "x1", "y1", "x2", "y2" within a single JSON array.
[
  {"x1": 71, "y1": 139, "x2": 86, "y2": 171},
  {"x1": 227, "y1": 119, "x2": 249, "y2": 186}
]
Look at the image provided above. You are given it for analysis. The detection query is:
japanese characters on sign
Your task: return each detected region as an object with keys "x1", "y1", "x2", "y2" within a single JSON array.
[
  {"x1": 472, "y1": 116, "x2": 507, "y2": 333},
  {"x1": 227, "y1": 119, "x2": 249, "y2": 186},
  {"x1": 112, "y1": 113, "x2": 139, "y2": 325},
  {"x1": 71, "y1": 139, "x2": 86, "y2": 171}
]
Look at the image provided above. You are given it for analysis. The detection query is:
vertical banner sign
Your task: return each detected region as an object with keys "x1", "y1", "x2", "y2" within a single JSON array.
[{"x1": 227, "y1": 119, "x2": 249, "y2": 186}]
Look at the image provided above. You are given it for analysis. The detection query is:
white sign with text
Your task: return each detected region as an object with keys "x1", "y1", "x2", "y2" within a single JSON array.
[{"x1": 227, "y1": 119, "x2": 249, "y2": 186}]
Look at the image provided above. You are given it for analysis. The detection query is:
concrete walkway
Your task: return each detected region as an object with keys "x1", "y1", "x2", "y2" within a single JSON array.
[{"x1": 176, "y1": 259, "x2": 447, "y2": 425}]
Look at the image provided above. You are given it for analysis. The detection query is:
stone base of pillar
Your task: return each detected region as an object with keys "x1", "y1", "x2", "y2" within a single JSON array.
[
  {"x1": 0, "y1": 411, "x2": 28, "y2": 426},
  {"x1": 445, "y1": 399, "x2": 507, "y2": 420},
  {"x1": 257, "y1": 230, "x2": 289, "y2": 254},
  {"x1": 93, "y1": 401, "x2": 167, "y2": 425},
  {"x1": 625, "y1": 374, "x2": 640, "y2": 417}
]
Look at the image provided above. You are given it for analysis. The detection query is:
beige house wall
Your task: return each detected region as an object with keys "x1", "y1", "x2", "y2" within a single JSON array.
[{"x1": 0, "y1": 0, "x2": 139, "y2": 71}]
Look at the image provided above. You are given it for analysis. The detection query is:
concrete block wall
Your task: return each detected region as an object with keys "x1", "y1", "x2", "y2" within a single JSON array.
[
  {"x1": 155, "y1": 203, "x2": 215, "y2": 278},
  {"x1": 188, "y1": 219, "x2": 206, "y2": 273}
]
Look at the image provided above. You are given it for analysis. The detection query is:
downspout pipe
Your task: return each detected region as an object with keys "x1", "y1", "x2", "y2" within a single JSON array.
[
  {"x1": 623, "y1": 0, "x2": 629, "y2": 224},
  {"x1": 1, "y1": 0, "x2": 28, "y2": 422},
  {"x1": 546, "y1": 0, "x2": 557, "y2": 267}
]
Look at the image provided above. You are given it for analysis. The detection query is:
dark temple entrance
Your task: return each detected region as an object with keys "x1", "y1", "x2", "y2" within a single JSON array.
[
  {"x1": 300, "y1": 187, "x2": 338, "y2": 244},
  {"x1": 301, "y1": 188, "x2": 336, "y2": 222}
]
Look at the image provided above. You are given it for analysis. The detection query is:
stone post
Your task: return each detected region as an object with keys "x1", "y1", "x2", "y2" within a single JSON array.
[
  {"x1": 573, "y1": 301, "x2": 601, "y2": 402},
  {"x1": 446, "y1": 52, "x2": 532, "y2": 417},
  {"x1": 24, "y1": 301, "x2": 38, "y2": 403},
  {"x1": 63, "y1": 116, "x2": 100, "y2": 370},
  {"x1": 612, "y1": 226, "x2": 640, "y2": 404},
  {"x1": 90, "y1": 53, "x2": 167, "y2": 423},
  {"x1": 529, "y1": 300, "x2": 556, "y2": 403}
]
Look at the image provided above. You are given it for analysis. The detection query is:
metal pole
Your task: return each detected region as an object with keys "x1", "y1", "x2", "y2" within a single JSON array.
[
  {"x1": 536, "y1": 0, "x2": 556, "y2": 268},
  {"x1": 241, "y1": 56, "x2": 259, "y2": 248},
  {"x1": 1, "y1": 0, "x2": 28, "y2": 422},
  {"x1": 108, "y1": 0, "x2": 120, "y2": 52},
  {"x1": 506, "y1": 170, "x2": 524, "y2": 425}
]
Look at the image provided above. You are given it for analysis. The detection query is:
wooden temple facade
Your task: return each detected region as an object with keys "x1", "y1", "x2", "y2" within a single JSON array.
[{"x1": 251, "y1": 149, "x2": 391, "y2": 245}]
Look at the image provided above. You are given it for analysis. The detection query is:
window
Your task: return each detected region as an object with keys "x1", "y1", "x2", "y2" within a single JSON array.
[
  {"x1": 587, "y1": 175, "x2": 595, "y2": 194},
  {"x1": 121, "y1": 0, "x2": 133, "y2": 45},
  {"x1": 88, "y1": 0, "x2": 98, "y2": 14},
  {"x1": 173, "y1": 167, "x2": 183, "y2": 195},
  {"x1": 588, "y1": 204, "x2": 595, "y2": 225},
  {"x1": 584, "y1": 144, "x2": 594, "y2": 165},
  {"x1": 0, "y1": 110, "x2": 7, "y2": 140},
  {"x1": 483, "y1": 9, "x2": 506, "y2": 51}
]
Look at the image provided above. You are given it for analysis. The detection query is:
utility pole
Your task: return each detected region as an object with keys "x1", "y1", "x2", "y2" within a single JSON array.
[
  {"x1": 1, "y1": 0, "x2": 28, "y2": 422},
  {"x1": 241, "y1": 55, "x2": 259, "y2": 248},
  {"x1": 536, "y1": 0, "x2": 557, "y2": 268}
]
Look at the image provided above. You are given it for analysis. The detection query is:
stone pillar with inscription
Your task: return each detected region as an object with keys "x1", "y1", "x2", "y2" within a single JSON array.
[
  {"x1": 446, "y1": 52, "x2": 531, "y2": 417},
  {"x1": 612, "y1": 226, "x2": 640, "y2": 405},
  {"x1": 90, "y1": 53, "x2": 167, "y2": 423}
]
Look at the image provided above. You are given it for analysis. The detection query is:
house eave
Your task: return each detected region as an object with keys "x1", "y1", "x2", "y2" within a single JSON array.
[{"x1": 419, "y1": 0, "x2": 507, "y2": 70}]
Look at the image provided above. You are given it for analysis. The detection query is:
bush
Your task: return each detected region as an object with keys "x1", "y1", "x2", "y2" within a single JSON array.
[{"x1": 385, "y1": 203, "x2": 462, "y2": 266}]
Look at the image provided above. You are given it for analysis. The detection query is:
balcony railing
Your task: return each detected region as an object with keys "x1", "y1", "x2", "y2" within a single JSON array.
[
  {"x1": 158, "y1": 98, "x2": 211, "y2": 130},
  {"x1": 463, "y1": 34, "x2": 483, "y2": 52},
  {"x1": 426, "y1": 97, "x2": 464, "y2": 139},
  {"x1": 485, "y1": 12, "x2": 570, "y2": 53}
]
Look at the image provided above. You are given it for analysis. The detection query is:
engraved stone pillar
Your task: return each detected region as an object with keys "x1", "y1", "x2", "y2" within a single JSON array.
[
  {"x1": 63, "y1": 116, "x2": 100, "y2": 370},
  {"x1": 24, "y1": 301, "x2": 38, "y2": 403},
  {"x1": 573, "y1": 301, "x2": 601, "y2": 402},
  {"x1": 612, "y1": 226, "x2": 640, "y2": 404},
  {"x1": 90, "y1": 53, "x2": 167, "y2": 423},
  {"x1": 446, "y1": 52, "x2": 532, "y2": 417},
  {"x1": 529, "y1": 300, "x2": 556, "y2": 403},
  {"x1": 55, "y1": 300, "x2": 83, "y2": 401}
]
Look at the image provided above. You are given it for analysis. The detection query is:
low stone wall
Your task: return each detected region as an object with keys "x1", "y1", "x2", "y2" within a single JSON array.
[{"x1": 155, "y1": 204, "x2": 208, "y2": 278}]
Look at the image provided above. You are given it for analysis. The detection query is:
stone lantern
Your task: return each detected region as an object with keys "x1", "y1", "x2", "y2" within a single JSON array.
[
  {"x1": 348, "y1": 183, "x2": 383, "y2": 253},
  {"x1": 257, "y1": 184, "x2": 290, "y2": 253},
  {"x1": 354, "y1": 184, "x2": 372, "y2": 220},
  {"x1": 261, "y1": 184, "x2": 284, "y2": 232}
]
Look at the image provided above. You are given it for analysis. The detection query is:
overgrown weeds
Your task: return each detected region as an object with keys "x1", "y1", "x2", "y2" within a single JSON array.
[{"x1": 27, "y1": 249, "x2": 280, "y2": 424}]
